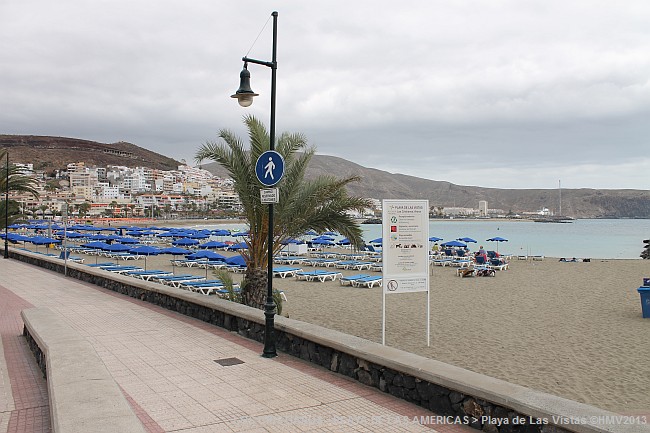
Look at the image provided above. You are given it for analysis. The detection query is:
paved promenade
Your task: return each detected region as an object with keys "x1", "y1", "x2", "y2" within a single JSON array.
[{"x1": 0, "y1": 258, "x2": 470, "y2": 432}]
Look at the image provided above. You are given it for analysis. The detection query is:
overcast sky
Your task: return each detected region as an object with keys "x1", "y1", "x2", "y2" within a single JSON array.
[{"x1": 2, "y1": 1, "x2": 649, "y2": 189}]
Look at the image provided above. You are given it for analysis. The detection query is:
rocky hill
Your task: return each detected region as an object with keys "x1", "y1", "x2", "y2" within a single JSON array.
[
  {"x1": 201, "y1": 154, "x2": 650, "y2": 219},
  {"x1": 0, "y1": 135, "x2": 181, "y2": 172}
]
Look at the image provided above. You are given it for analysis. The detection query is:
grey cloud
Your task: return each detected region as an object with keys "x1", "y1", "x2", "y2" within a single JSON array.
[{"x1": 1, "y1": 0, "x2": 649, "y2": 189}]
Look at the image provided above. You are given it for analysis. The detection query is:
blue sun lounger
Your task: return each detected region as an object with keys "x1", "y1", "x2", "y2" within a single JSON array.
[
  {"x1": 86, "y1": 262, "x2": 116, "y2": 268},
  {"x1": 273, "y1": 267, "x2": 303, "y2": 278},
  {"x1": 153, "y1": 274, "x2": 206, "y2": 287},
  {"x1": 125, "y1": 270, "x2": 173, "y2": 281},
  {"x1": 340, "y1": 274, "x2": 371, "y2": 286},
  {"x1": 351, "y1": 276, "x2": 382, "y2": 288},
  {"x1": 295, "y1": 270, "x2": 341, "y2": 282},
  {"x1": 99, "y1": 265, "x2": 144, "y2": 274}
]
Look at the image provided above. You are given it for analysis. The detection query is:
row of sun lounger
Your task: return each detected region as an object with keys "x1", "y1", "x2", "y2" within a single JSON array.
[
  {"x1": 295, "y1": 270, "x2": 342, "y2": 282},
  {"x1": 274, "y1": 257, "x2": 382, "y2": 271},
  {"x1": 170, "y1": 259, "x2": 247, "y2": 272}
]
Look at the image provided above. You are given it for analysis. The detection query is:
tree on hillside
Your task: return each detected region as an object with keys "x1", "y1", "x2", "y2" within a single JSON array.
[
  {"x1": 78, "y1": 201, "x2": 91, "y2": 218},
  {"x1": 195, "y1": 115, "x2": 371, "y2": 309},
  {"x1": 0, "y1": 149, "x2": 40, "y2": 229}
]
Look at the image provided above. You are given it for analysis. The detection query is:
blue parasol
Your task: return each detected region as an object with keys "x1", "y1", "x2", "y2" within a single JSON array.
[
  {"x1": 486, "y1": 237, "x2": 508, "y2": 253},
  {"x1": 129, "y1": 245, "x2": 161, "y2": 270},
  {"x1": 441, "y1": 240, "x2": 467, "y2": 248}
]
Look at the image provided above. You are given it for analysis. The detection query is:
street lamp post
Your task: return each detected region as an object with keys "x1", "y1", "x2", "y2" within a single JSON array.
[
  {"x1": 232, "y1": 11, "x2": 278, "y2": 358},
  {"x1": 4, "y1": 152, "x2": 9, "y2": 259}
]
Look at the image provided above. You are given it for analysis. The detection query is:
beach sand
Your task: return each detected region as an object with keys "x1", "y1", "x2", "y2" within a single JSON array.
[{"x1": 50, "y1": 243, "x2": 650, "y2": 414}]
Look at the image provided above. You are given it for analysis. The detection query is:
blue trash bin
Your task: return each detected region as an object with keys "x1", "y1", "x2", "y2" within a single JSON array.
[{"x1": 638, "y1": 287, "x2": 650, "y2": 319}]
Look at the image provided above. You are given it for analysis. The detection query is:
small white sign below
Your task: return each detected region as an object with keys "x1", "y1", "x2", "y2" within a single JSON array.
[{"x1": 260, "y1": 188, "x2": 279, "y2": 204}]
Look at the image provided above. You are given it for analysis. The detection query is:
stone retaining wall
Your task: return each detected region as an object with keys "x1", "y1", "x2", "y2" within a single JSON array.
[{"x1": 11, "y1": 249, "x2": 649, "y2": 433}]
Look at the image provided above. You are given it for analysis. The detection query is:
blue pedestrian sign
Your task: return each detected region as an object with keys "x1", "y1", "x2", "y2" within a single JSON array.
[{"x1": 255, "y1": 151, "x2": 285, "y2": 187}]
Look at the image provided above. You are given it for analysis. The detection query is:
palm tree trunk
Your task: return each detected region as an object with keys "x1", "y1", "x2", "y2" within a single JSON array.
[{"x1": 242, "y1": 267, "x2": 268, "y2": 310}]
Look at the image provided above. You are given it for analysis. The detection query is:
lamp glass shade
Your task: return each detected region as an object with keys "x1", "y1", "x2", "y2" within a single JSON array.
[{"x1": 232, "y1": 93, "x2": 255, "y2": 107}]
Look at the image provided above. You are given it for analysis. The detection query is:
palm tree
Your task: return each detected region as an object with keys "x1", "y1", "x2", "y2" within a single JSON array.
[
  {"x1": 196, "y1": 115, "x2": 371, "y2": 309},
  {"x1": 0, "y1": 149, "x2": 40, "y2": 228},
  {"x1": 78, "y1": 201, "x2": 91, "y2": 218}
]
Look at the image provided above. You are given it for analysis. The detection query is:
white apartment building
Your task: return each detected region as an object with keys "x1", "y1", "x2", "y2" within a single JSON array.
[
  {"x1": 121, "y1": 171, "x2": 148, "y2": 192},
  {"x1": 479, "y1": 200, "x2": 488, "y2": 216}
]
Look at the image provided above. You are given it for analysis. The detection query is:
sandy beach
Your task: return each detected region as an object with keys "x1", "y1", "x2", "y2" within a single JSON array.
[{"x1": 24, "y1": 238, "x2": 650, "y2": 414}]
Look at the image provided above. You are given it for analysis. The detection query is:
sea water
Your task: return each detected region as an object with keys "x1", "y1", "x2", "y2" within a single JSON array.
[
  {"x1": 362, "y1": 219, "x2": 650, "y2": 259},
  {"x1": 197, "y1": 219, "x2": 650, "y2": 260}
]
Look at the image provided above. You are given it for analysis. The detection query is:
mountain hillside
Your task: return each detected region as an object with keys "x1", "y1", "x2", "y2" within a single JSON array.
[
  {"x1": 2, "y1": 135, "x2": 648, "y2": 218},
  {"x1": 0, "y1": 135, "x2": 181, "y2": 172},
  {"x1": 201, "y1": 154, "x2": 650, "y2": 219}
]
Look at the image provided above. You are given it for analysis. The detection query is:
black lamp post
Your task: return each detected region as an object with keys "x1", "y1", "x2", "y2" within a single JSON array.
[
  {"x1": 231, "y1": 11, "x2": 279, "y2": 358},
  {"x1": 4, "y1": 152, "x2": 9, "y2": 259}
]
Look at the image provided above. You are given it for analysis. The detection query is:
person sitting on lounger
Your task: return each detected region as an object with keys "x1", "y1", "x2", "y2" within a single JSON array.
[{"x1": 476, "y1": 246, "x2": 488, "y2": 262}]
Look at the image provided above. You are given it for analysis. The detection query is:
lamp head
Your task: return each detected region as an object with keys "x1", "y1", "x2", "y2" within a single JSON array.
[{"x1": 231, "y1": 63, "x2": 259, "y2": 107}]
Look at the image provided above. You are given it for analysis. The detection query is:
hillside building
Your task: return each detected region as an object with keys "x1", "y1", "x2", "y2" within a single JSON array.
[{"x1": 478, "y1": 200, "x2": 488, "y2": 217}]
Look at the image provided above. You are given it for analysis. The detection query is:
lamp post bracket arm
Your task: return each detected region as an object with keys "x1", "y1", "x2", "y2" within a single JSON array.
[{"x1": 242, "y1": 57, "x2": 275, "y2": 68}]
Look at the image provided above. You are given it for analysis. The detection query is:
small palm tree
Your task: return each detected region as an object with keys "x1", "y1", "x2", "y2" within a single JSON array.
[
  {"x1": 0, "y1": 149, "x2": 40, "y2": 229},
  {"x1": 196, "y1": 115, "x2": 371, "y2": 309}
]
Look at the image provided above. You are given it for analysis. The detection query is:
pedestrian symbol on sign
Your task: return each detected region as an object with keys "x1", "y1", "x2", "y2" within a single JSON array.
[{"x1": 264, "y1": 157, "x2": 276, "y2": 180}]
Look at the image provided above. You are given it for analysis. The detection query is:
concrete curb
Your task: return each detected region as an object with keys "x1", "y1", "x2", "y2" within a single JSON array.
[{"x1": 21, "y1": 307, "x2": 147, "y2": 433}]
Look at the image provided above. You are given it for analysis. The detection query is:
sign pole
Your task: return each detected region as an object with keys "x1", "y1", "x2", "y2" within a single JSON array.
[{"x1": 382, "y1": 285, "x2": 386, "y2": 345}]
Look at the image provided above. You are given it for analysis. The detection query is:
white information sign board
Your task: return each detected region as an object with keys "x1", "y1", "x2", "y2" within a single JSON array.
[
  {"x1": 382, "y1": 199, "x2": 430, "y2": 346},
  {"x1": 260, "y1": 188, "x2": 279, "y2": 204}
]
